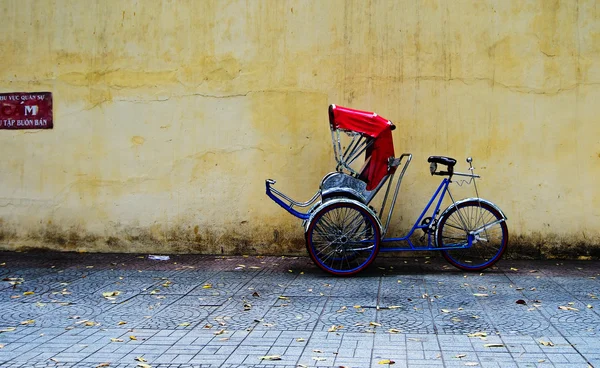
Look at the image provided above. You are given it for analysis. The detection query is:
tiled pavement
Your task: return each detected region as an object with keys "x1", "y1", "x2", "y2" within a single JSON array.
[{"x1": 0, "y1": 252, "x2": 599, "y2": 368}]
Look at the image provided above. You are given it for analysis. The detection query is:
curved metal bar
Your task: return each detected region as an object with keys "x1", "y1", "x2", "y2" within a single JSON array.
[
  {"x1": 437, "y1": 197, "x2": 508, "y2": 222},
  {"x1": 265, "y1": 179, "x2": 319, "y2": 220},
  {"x1": 303, "y1": 197, "x2": 383, "y2": 235},
  {"x1": 382, "y1": 153, "x2": 412, "y2": 237}
]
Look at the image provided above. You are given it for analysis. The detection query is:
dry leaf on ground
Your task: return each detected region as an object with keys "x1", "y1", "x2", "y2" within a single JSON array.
[
  {"x1": 558, "y1": 305, "x2": 579, "y2": 311},
  {"x1": 467, "y1": 332, "x2": 487, "y2": 338},
  {"x1": 259, "y1": 355, "x2": 282, "y2": 360}
]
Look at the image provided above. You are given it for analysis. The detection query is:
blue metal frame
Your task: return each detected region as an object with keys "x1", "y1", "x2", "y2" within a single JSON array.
[
  {"x1": 265, "y1": 176, "x2": 475, "y2": 251},
  {"x1": 265, "y1": 181, "x2": 310, "y2": 220},
  {"x1": 378, "y1": 178, "x2": 472, "y2": 252}
]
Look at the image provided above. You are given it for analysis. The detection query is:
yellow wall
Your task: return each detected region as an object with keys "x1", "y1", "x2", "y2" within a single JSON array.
[{"x1": 1, "y1": 0, "x2": 599, "y2": 258}]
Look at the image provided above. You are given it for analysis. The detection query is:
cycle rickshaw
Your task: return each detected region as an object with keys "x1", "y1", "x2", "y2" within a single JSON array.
[{"x1": 265, "y1": 105, "x2": 508, "y2": 275}]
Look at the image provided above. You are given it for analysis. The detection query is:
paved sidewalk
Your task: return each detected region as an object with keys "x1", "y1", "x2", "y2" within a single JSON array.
[{"x1": 0, "y1": 252, "x2": 598, "y2": 368}]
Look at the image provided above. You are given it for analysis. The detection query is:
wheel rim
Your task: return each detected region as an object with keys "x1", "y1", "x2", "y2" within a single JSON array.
[
  {"x1": 308, "y1": 203, "x2": 379, "y2": 274},
  {"x1": 439, "y1": 203, "x2": 507, "y2": 270}
]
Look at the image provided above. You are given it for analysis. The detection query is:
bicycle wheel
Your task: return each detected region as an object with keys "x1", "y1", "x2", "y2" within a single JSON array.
[
  {"x1": 437, "y1": 200, "x2": 508, "y2": 271},
  {"x1": 305, "y1": 201, "x2": 380, "y2": 276}
]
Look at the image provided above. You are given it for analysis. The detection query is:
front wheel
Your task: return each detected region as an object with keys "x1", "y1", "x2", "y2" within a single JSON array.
[
  {"x1": 305, "y1": 200, "x2": 381, "y2": 276},
  {"x1": 437, "y1": 200, "x2": 508, "y2": 271}
]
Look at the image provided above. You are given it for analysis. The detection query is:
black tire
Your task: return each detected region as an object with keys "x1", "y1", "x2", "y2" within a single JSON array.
[
  {"x1": 305, "y1": 201, "x2": 380, "y2": 276},
  {"x1": 437, "y1": 200, "x2": 508, "y2": 271}
]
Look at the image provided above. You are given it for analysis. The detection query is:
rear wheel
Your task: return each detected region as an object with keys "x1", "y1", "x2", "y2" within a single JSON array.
[
  {"x1": 306, "y1": 201, "x2": 380, "y2": 276},
  {"x1": 437, "y1": 200, "x2": 508, "y2": 271}
]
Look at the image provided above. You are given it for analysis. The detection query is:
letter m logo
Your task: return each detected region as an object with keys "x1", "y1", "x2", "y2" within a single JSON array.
[{"x1": 25, "y1": 105, "x2": 38, "y2": 116}]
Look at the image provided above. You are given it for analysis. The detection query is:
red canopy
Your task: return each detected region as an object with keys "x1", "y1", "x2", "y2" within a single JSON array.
[
  {"x1": 328, "y1": 105, "x2": 393, "y2": 137},
  {"x1": 328, "y1": 105, "x2": 396, "y2": 190}
]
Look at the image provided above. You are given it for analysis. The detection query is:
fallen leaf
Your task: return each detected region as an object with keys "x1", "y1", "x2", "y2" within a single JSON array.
[
  {"x1": 587, "y1": 304, "x2": 593, "y2": 309},
  {"x1": 455, "y1": 354, "x2": 467, "y2": 358},
  {"x1": 313, "y1": 349, "x2": 324, "y2": 353},
  {"x1": 369, "y1": 322, "x2": 382, "y2": 327},
  {"x1": 0, "y1": 344, "x2": 4, "y2": 348},
  {"x1": 467, "y1": 332, "x2": 487, "y2": 338},
  {"x1": 558, "y1": 305, "x2": 579, "y2": 311},
  {"x1": 539, "y1": 340, "x2": 554, "y2": 346},
  {"x1": 516, "y1": 299, "x2": 527, "y2": 305},
  {"x1": 135, "y1": 357, "x2": 147, "y2": 362},
  {"x1": 441, "y1": 309, "x2": 451, "y2": 313},
  {"x1": 50, "y1": 358, "x2": 59, "y2": 363},
  {"x1": 110, "y1": 338, "x2": 123, "y2": 342},
  {"x1": 202, "y1": 284, "x2": 212, "y2": 289},
  {"x1": 129, "y1": 335, "x2": 137, "y2": 340},
  {"x1": 278, "y1": 296, "x2": 289, "y2": 300},
  {"x1": 313, "y1": 357, "x2": 327, "y2": 361},
  {"x1": 118, "y1": 321, "x2": 127, "y2": 325},
  {"x1": 465, "y1": 363, "x2": 479, "y2": 366},
  {"x1": 388, "y1": 329, "x2": 401, "y2": 333},
  {"x1": 96, "y1": 363, "x2": 110, "y2": 367},
  {"x1": 102, "y1": 291, "x2": 121, "y2": 298},
  {"x1": 259, "y1": 355, "x2": 282, "y2": 360},
  {"x1": 483, "y1": 344, "x2": 504, "y2": 348},
  {"x1": 84, "y1": 321, "x2": 97, "y2": 327},
  {"x1": 378, "y1": 359, "x2": 395, "y2": 364},
  {"x1": 296, "y1": 338, "x2": 305, "y2": 342},
  {"x1": 214, "y1": 329, "x2": 226, "y2": 335},
  {"x1": 20, "y1": 319, "x2": 35, "y2": 325},
  {"x1": 137, "y1": 364, "x2": 152, "y2": 368},
  {"x1": 178, "y1": 322, "x2": 190, "y2": 327},
  {"x1": 328, "y1": 325, "x2": 343, "y2": 332},
  {"x1": 510, "y1": 267, "x2": 518, "y2": 271},
  {"x1": 0, "y1": 327, "x2": 16, "y2": 333},
  {"x1": 23, "y1": 291, "x2": 34, "y2": 296},
  {"x1": 473, "y1": 293, "x2": 488, "y2": 297}
]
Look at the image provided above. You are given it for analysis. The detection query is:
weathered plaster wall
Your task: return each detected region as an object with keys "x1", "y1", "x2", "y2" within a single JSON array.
[{"x1": 1, "y1": 0, "x2": 599, "y2": 258}]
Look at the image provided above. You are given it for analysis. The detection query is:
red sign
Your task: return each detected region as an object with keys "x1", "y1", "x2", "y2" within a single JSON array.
[{"x1": 0, "y1": 92, "x2": 53, "y2": 130}]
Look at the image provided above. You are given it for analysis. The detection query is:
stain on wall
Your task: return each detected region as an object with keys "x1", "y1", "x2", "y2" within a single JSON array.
[{"x1": 1, "y1": 0, "x2": 599, "y2": 258}]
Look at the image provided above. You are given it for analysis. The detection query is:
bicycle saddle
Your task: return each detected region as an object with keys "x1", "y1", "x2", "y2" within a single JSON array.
[{"x1": 427, "y1": 156, "x2": 456, "y2": 168}]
